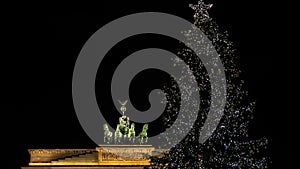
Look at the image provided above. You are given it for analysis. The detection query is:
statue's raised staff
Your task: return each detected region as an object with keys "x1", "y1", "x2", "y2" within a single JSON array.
[{"x1": 118, "y1": 100, "x2": 128, "y2": 116}]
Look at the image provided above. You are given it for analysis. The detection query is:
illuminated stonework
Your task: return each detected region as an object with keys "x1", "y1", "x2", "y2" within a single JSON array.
[
  {"x1": 97, "y1": 145, "x2": 154, "y2": 166},
  {"x1": 22, "y1": 145, "x2": 161, "y2": 169}
]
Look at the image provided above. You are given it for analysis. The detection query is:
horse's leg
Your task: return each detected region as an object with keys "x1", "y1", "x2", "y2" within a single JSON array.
[
  {"x1": 140, "y1": 137, "x2": 143, "y2": 144},
  {"x1": 132, "y1": 134, "x2": 135, "y2": 143},
  {"x1": 107, "y1": 134, "x2": 111, "y2": 143},
  {"x1": 123, "y1": 134, "x2": 126, "y2": 143}
]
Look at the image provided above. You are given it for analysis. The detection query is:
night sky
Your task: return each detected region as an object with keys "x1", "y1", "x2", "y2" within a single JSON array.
[{"x1": 3, "y1": 0, "x2": 295, "y2": 168}]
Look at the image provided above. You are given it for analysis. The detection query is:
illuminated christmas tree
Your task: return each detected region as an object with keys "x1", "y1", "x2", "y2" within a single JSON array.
[{"x1": 149, "y1": 0, "x2": 270, "y2": 168}]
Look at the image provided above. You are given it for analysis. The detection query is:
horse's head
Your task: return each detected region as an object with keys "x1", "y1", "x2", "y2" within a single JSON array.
[
  {"x1": 103, "y1": 124, "x2": 108, "y2": 131},
  {"x1": 143, "y1": 124, "x2": 148, "y2": 131},
  {"x1": 131, "y1": 123, "x2": 135, "y2": 129},
  {"x1": 116, "y1": 125, "x2": 120, "y2": 132}
]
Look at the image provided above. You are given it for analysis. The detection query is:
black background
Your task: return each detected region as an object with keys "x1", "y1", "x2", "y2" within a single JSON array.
[{"x1": 3, "y1": 0, "x2": 296, "y2": 168}]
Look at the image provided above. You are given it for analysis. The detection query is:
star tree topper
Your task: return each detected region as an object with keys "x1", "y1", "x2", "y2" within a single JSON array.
[{"x1": 189, "y1": 0, "x2": 213, "y2": 23}]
